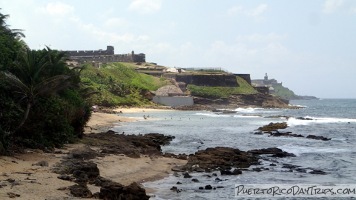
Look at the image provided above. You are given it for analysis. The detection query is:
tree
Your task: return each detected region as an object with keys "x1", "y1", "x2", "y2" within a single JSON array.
[
  {"x1": 0, "y1": 48, "x2": 71, "y2": 134},
  {"x1": 0, "y1": 9, "x2": 25, "y2": 70}
]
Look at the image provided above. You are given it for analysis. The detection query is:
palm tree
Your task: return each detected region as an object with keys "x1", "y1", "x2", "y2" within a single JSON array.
[{"x1": 0, "y1": 48, "x2": 71, "y2": 134}]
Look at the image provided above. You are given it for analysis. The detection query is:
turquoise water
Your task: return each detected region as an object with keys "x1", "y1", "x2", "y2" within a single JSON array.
[{"x1": 114, "y1": 99, "x2": 356, "y2": 199}]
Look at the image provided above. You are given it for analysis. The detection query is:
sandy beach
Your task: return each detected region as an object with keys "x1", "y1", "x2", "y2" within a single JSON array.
[{"x1": 0, "y1": 108, "x2": 186, "y2": 199}]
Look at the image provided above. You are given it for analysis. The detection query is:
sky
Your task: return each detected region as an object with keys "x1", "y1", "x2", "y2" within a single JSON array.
[{"x1": 1, "y1": 0, "x2": 356, "y2": 98}]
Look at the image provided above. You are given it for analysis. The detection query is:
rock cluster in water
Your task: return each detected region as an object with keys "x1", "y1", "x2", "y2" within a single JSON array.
[{"x1": 256, "y1": 122, "x2": 331, "y2": 141}]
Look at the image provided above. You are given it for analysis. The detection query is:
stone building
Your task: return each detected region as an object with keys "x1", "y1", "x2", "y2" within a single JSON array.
[{"x1": 65, "y1": 46, "x2": 145, "y2": 63}]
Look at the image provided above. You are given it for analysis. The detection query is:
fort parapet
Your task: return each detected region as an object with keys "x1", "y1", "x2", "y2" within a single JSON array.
[{"x1": 65, "y1": 46, "x2": 145, "y2": 63}]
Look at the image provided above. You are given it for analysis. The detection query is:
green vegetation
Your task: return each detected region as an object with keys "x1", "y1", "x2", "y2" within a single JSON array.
[
  {"x1": 187, "y1": 76, "x2": 257, "y2": 98},
  {"x1": 183, "y1": 67, "x2": 228, "y2": 74},
  {"x1": 272, "y1": 84, "x2": 298, "y2": 100},
  {"x1": 80, "y1": 63, "x2": 169, "y2": 106},
  {"x1": 0, "y1": 10, "x2": 90, "y2": 153}
]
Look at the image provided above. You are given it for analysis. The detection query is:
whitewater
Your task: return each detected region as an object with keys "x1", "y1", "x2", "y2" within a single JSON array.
[{"x1": 114, "y1": 99, "x2": 356, "y2": 199}]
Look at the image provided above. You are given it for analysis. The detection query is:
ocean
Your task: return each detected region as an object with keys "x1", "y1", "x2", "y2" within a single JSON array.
[{"x1": 113, "y1": 99, "x2": 356, "y2": 199}]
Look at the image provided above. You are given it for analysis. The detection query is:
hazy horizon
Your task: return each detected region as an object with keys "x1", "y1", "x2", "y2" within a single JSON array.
[{"x1": 1, "y1": 0, "x2": 355, "y2": 98}]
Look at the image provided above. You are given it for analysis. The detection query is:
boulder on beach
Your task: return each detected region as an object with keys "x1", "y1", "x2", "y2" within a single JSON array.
[{"x1": 99, "y1": 182, "x2": 149, "y2": 200}]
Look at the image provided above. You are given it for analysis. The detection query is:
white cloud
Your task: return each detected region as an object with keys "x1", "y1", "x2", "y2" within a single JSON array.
[
  {"x1": 351, "y1": 7, "x2": 356, "y2": 14},
  {"x1": 322, "y1": 0, "x2": 344, "y2": 14},
  {"x1": 104, "y1": 18, "x2": 128, "y2": 28},
  {"x1": 129, "y1": 0, "x2": 162, "y2": 14},
  {"x1": 227, "y1": 3, "x2": 268, "y2": 20},
  {"x1": 227, "y1": 6, "x2": 243, "y2": 16},
  {"x1": 39, "y1": 2, "x2": 74, "y2": 16},
  {"x1": 235, "y1": 33, "x2": 287, "y2": 43},
  {"x1": 248, "y1": 4, "x2": 268, "y2": 17},
  {"x1": 72, "y1": 18, "x2": 150, "y2": 46}
]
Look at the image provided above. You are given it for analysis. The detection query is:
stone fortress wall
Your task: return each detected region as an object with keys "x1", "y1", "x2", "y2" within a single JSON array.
[{"x1": 65, "y1": 46, "x2": 145, "y2": 63}]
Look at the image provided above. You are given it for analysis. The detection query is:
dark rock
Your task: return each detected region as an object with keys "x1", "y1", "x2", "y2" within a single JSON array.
[
  {"x1": 248, "y1": 147, "x2": 295, "y2": 158},
  {"x1": 232, "y1": 169, "x2": 242, "y2": 175},
  {"x1": 205, "y1": 185, "x2": 213, "y2": 190},
  {"x1": 199, "y1": 187, "x2": 204, "y2": 190},
  {"x1": 192, "y1": 178, "x2": 199, "y2": 182},
  {"x1": 143, "y1": 133, "x2": 175, "y2": 146},
  {"x1": 32, "y1": 160, "x2": 49, "y2": 167},
  {"x1": 7, "y1": 192, "x2": 20, "y2": 198},
  {"x1": 69, "y1": 184, "x2": 92, "y2": 198},
  {"x1": 176, "y1": 182, "x2": 182, "y2": 185},
  {"x1": 52, "y1": 160, "x2": 100, "y2": 183},
  {"x1": 69, "y1": 146, "x2": 98, "y2": 160},
  {"x1": 93, "y1": 176, "x2": 119, "y2": 187},
  {"x1": 295, "y1": 168, "x2": 307, "y2": 173},
  {"x1": 306, "y1": 135, "x2": 331, "y2": 141},
  {"x1": 57, "y1": 174, "x2": 73, "y2": 181},
  {"x1": 220, "y1": 169, "x2": 242, "y2": 175},
  {"x1": 258, "y1": 122, "x2": 288, "y2": 132},
  {"x1": 170, "y1": 186, "x2": 178, "y2": 192},
  {"x1": 99, "y1": 182, "x2": 149, "y2": 200},
  {"x1": 252, "y1": 167, "x2": 262, "y2": 172},
  {"x1": 212, "y1": 173, "x2": 218, "y2": 176},
  {"x1": 296, "y1": 117, "x2": 313, "y2": 120},
  {"x1": 183, "y1": 172, "x2": 192, "y2": 178},
  {"x1": 73, "y1": 170, "x2": 89, "y2": 184},
  {"x1": 270, "y1": 131, "x2": 304, "y2": 138},
  {"x1": 282, "y1": 164, "x2": 300, "y2": 170},
  {"x1": 217, "y1": 186, "x2": 224, "y2": 189},
  {"x1": 215, "y1": 178, "x2": 223, "y2": 182},
  {"x1": 164, "y1": 153, "x2": 188, "y2": 160},
  {"x1": 309, "y1": 170, "x2": 327, "y2": 175},
  {"x1": 269, "y1": 163, "x2": 277, "y2": 166},
  {"x1": 181, "y1": 147, "x2": 259, "y2": 171},
  {"x1": 83, "y1": 132, "x2": 173, "y2": 157}
]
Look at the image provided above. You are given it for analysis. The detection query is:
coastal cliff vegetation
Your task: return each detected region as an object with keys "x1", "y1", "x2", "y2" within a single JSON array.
[
  {"x1": 80, "y1": 63, "x2": 170, "y2": 106},
  {"x1": 0, "y1": 11, "x2": 90, "y2": 153},
  {"x1": 187, "y1": 76, "x2": 257, "y2": 98}
]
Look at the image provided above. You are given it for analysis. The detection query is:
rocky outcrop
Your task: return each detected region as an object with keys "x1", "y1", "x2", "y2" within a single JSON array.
[
  {"x1": 180, "y1": 147, "x2": 295, "y2": 172},
  {"x1": 52, "y1": 144, "x2": 150, "y2": 199},
  {"x1": 306, "y1": 135, "x2": 331, "y2": 141},
  {"x1": 182, "y1": 147, "x2": 259, "y2": 172},
  {"x1": 99, "y1": 182, "x2": 149, "y2": 200},
  {"x1": 247, "y1": 147, "x2": 295, "y2": 158},
  {"x1": 50, "y1": 132, "x2": 178, "y2": 199},
  {"x1": 69, "y1": 184, "x2": 92, "y2": 198},
  {"x1": 256, "y1": 123, "x2": 331, "y2": 141},
  {"x1": 258, "y1": 122, "x2": 288, "y2": 132},
  {"x1": 84, "y1": 131, "x2": 175, "y2": 157}
]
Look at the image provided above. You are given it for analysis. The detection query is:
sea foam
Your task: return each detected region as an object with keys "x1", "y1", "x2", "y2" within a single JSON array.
[
  {"x1": 287, "y1": 116, "x2": 356, "y2": 126},
  {"x1": 279, "y1": 144, "x2": 349, "y2": 156}
]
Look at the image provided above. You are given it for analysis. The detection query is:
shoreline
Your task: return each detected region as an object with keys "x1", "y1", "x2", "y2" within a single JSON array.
[{"x1": 0, "y1": 107, "x2": 187, "y2": 199}]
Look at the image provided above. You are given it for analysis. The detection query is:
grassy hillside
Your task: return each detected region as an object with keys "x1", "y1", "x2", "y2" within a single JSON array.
[
  {"x1": 80, "y1": 63, "x2": 169, "y2": 106},
  {"x1": 187, "y1": 76, "x2": 257, "y2": 98},
  {"x1": 272, "y1": 84, "x2": 298, "y2": 100}
]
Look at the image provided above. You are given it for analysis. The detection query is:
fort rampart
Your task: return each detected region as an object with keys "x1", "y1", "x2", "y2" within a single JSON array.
[
  {"x1": 165, "y1": 74, "x2": 239, "y2": 87},
  {"x1": 65, "y1": 46, "x2": 145, "y2": 63}
]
